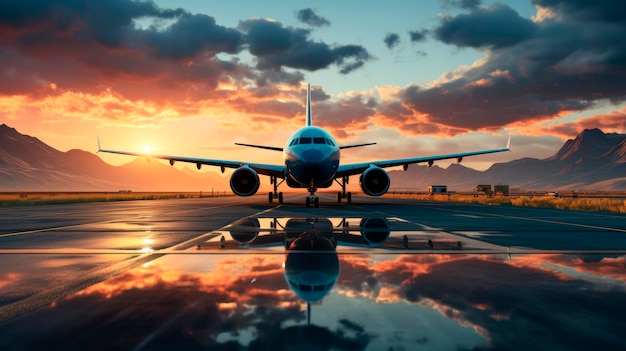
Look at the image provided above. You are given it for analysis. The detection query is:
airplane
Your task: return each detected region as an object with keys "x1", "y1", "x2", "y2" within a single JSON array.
[{"x1": 98, "y1": 84, "x2": 510, "y2": 207}]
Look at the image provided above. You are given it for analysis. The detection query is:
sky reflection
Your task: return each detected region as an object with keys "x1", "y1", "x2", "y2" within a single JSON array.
[{"x1": 1, "y1": 252, "x2": 624, "y2": 350}]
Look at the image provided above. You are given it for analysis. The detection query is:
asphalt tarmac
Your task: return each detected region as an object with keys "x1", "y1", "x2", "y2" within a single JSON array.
[{"x1": 0, "y1": 194, "x2": 625, "y2": 350}]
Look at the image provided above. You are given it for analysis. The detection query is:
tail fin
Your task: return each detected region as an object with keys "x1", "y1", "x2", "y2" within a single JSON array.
[{"x1": 305, "y1": 83, "x2": 312, "y2": 126}]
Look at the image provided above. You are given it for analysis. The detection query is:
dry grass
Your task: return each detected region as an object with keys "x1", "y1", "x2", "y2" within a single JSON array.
[
  {"x1": 0, "y1": 191, "x2": 231, "y2": 207},
  {"x1": 385, "y1": 193, "x2": 626, "y2": 213}
]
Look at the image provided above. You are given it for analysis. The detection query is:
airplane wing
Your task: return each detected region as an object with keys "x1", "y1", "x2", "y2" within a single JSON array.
[
  {"x1": 336, "y1": 137, "x2": 510, "y2": 178},
  {"x1": 339, "y1": 142, "x2": 377, "y2": 150},
  {"x1": 234, "y1": 143, "x2": 283, "y2": 152},
  {"x1": 97, "y1": 139, "x2": 284, "y2": 178}
]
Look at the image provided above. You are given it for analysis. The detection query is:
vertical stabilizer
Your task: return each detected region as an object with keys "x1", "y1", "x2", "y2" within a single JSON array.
[{"x1": 305, "y1": 83, "x2": 312, "y2": 126}]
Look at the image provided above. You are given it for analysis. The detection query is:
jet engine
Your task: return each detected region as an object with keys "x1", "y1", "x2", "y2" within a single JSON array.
[
  {"x1": 359, "y1": 218, "x2": 390, "y2": 245},
  {"x1": 230, "y1": 166, "x2": 260, "y2": 196},
  {"x1": 228, "y1": 218, "x2": 260, "y2": 244},
  {"x1": 359, "y1": 166, "x2": 390, "y2": 196}
]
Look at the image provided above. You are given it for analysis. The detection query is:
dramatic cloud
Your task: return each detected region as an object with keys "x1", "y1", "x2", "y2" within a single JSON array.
[
  {"x1": 295, "y1": 8, "x2": 330, "y2": 27},
  {"x1": 2, "y1": 256, "x2": 374, "y2": 350},
  {"x1": 0, "y1": 0, "x2": 372, "y2": 115},
  {"x1": 338, "y1": 254, "x2": 626, "y2": 350},
  {"x1": 239, "y1": 18, "x2": 372, "y2": 75},
  {"x1": 434, "y1": 4, "x2": 535, "y2": 49},
  {"x1": 142, "y1": 14, "x2": 243, "y2": 59},
  {"x1": 384, "y1": 33, "x2": 400, "y2": 49},
  {"x1": 396, "y1": 1, "x2": 626, "y2": 132}
]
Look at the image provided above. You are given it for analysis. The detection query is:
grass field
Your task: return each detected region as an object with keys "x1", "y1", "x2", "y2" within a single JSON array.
[
  {"x1": 0, "y1": 191, "x2": 231, "y2": 207},
  {"x1": 384, "y1": 193, "x2": 626, "y2": 213},
  {"x1": 2, "y1": 191, "x2": 626, "y2": 213}
]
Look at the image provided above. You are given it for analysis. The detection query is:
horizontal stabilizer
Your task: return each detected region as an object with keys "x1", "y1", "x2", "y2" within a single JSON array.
[
  {"x1": 235, "y1": 143, "x2": 283, "y2": 152},
  {"x1": 340, "y1": 142, "x2": 377, "y2": 150}
]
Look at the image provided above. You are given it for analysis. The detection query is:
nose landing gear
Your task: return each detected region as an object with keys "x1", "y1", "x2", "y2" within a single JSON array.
[
  {"x1": 305, "y1": 196, "x2": 319, "y2": 208},
  {"x1": 305, "y1": 181, "x2": 319, "y2": 208}
]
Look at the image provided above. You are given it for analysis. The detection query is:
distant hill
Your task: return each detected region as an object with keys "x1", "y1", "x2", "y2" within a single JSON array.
[
  {"x1": 0, "y1": 124, "x2": 228, "y2": 191},
  {"x1": 1, "y1": 124, "x2": 625, "y2": 191},
  {"x1": 389, "y1": 128, "x2": 626, "y2": 191}
]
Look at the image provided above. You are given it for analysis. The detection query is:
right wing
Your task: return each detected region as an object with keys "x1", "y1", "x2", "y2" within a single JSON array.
[
  {"x1": 336, "y1": 136, "x2": 511, "y2": 178},
  {"x1": 97, "y1": 139, "x2": 284, "y2": 178},
  {"x1": 339, "y1": 142, "x2": 376, "y2": 150}
]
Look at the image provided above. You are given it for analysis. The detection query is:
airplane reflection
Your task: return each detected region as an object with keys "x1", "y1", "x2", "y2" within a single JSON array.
[
  {"x1": 210, "y1": 215, "x2": 479, "y2": 253},
  {"x1": 201, "y1": 217, "x2": 395, "y2": 323}
]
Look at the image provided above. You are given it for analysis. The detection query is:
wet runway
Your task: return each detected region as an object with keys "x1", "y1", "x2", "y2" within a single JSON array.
[{"x1": 1, "y1": 194, "x2": 625, "y2": 350}]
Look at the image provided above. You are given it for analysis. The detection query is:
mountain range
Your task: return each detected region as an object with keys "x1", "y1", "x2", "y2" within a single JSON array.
[
  {"x1": 0, "y1": 124, "x2": 226, "y2": 192},
  {"x1": 1, "y1": 124, "x2": 625, "y2": 192},
  {"x1": 388, "y1": 128, "x2": 626, "y2": 191}
]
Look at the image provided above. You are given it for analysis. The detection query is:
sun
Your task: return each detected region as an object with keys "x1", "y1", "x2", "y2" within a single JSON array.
[{"x1": 143, "y1": 145, "x2": 153, "y2": 154}]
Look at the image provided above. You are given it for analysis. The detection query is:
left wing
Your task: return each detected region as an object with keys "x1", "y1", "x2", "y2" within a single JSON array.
[
  {"x1": 234, "y1": 143, "x2": 283, "y2": 152},
  {"x1": 336, "y1": 136, "x2": 510, "y2": 178},
  {"x1": 97, "y1": 139, "x2": 284, "y2": 178}
]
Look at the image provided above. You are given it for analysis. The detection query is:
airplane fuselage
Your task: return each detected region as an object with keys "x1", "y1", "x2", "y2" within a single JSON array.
[{"x1": 283, "y1": 126, "x2": 340, "y2": 189}]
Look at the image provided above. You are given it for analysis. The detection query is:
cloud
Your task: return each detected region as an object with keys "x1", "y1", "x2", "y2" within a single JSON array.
[
  {"x1": 409, "y1": 29, "x2": 429, "y2": 43},
  {"x1": 142, "y1": 13, "x2": 243, "y2": 59},
  {"x1": 532, "y1": 0, "x2": 626, "y2": 23},
  {"x1": 8, "y1": 256, "x2": 375, "y2": 350},
  {"x1": 434, "y1": 4, "x2": 535, "y2": 49},
  {"x1": 314, "y1": 93, "x2": 378, "y2": 138},
  {"x1": 295, "y1": 8, "x2": 330, "y2": 27},
  {"x1": 384, "y1": 33, "x2": 400, "y2": 49},
  {"x1": 439, "y1": 0, "x2": 482, "y2": 10},
  {"x1": 239, "y1": 18, "x2": 372, "y2": 75},
  {"x1": 0, "y1": 0, "x2": 372, "y2": 107},
  {"x1": 518, "y1": 107, "x2": 626, "y2": 138},
  {"x1": 394, "y1": 1, "x2": 626, "y2": 132},
  {"x1": 338, "y1": 254, "x2": 626, "y2": 350}
]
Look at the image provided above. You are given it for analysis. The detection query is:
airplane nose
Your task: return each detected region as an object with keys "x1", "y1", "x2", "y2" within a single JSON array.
[{"x1": 301, "y1": 149, "x2": 324, "y2": 163}]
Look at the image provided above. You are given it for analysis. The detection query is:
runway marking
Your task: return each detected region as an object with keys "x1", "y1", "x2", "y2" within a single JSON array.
[
  {"x1": 454, "y1": 214, "x2": 482, "y2": 219},
  {"x1": 427, "y1": 206, "x2": 626, "y2": 233},
  {"x1": 0, "y1": 200, "x2": 278, "y2": 322},
  {"x1": 0, "y1": 202, "x2": 245, "y2": 239}
]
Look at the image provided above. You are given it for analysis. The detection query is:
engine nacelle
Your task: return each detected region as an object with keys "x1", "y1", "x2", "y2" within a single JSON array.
[
  {"x1": 230, "y1": 166, "x2": 260, "y2": 196},
  {"x1": 359, "y1": 166, "x2": 390, "y2": 196},
  {"x1": 360, "y1": 218, "x2": 390, "y2": 245}
]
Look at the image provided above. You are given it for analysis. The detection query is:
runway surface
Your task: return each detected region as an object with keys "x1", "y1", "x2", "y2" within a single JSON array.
[{"x1": 1, "y1": 194, "x2": 625, "y2": 350}]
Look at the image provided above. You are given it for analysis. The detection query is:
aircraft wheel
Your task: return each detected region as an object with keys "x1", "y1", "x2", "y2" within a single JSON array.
[
  {"x1": 337, "y1": 192, "x2": 342, "y2": 203},
  {"x1": 268, "y1": 192, "x2": 273, "y2": 203},
  {"x1": 347, "y1": 192, "x2": 352, "y2": 203},
  {"x1": 278, "y1": 192, "x2": 283, "y2": 204},
  {"x1": 305, "y1": 197, "x2": 311, "y2": 208},
  {"x1": 314, "y1": 197, "x2": 319, "y2": 208}
]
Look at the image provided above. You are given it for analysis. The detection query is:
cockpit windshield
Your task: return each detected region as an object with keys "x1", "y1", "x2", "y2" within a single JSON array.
[{"x1": 294, "y1": 136, "x2": 335, "y2": 146}]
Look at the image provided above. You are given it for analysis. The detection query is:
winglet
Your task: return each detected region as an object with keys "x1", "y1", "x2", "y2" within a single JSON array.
[
  {"x1": 305, "y1": 83, "x2": 312, "y2": 126},
  {"x1": 506, "y1": 135, "x2": 511, "y2": 149},
  {"x1": 97, "y1": 137, "x2": 101, "y2": 152}
]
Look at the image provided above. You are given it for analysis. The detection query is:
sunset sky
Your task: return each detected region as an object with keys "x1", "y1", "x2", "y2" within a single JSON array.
[{"x1": 1, "y1": 0, "x2": 625, "y2": 171}]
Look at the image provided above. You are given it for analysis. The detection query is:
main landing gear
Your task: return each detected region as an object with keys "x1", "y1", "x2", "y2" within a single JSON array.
[
  {"x1": 334, "y1": 176, "x2": 352, "y2": 204},
  {"x1": 268, "y1": 176, "x2": 284, "y2": 204}
]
